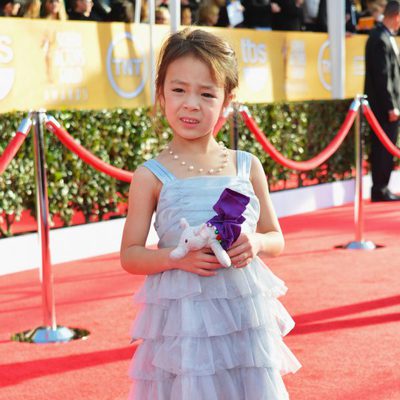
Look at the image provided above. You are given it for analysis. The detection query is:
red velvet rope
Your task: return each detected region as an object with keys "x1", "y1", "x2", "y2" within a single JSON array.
[
  {"x1": 45, "y1": 117, "x2": 134, "y2": 183},
  {"x1": 362, "y1": 102, "x2": 400, "y2": 158},
  {"x1": 213, "y1": 115, "x2": 227, "y2": 136},
  {"x1": 240, "y1": 103, "x2": 359, "y2": 171},
  {"x1": 0, "y1": 118, "x2": 32, "y2": 175}
]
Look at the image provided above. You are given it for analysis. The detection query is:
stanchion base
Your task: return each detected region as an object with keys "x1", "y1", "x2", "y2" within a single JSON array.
[
  {"x1": 335, "y1": 240, "x2": 383, "y2": 250},
  {"x1": 11, "y1": 326, "x2": 90, "y2": 344}
]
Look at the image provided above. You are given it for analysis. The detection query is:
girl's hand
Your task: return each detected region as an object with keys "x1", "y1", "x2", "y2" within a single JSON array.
[
  {"x1": 227, "y1": 233, "x2": 260, "y2": 268},
  {"x1": 171, "y1": 248, "x2": 221, "y2": 277}
]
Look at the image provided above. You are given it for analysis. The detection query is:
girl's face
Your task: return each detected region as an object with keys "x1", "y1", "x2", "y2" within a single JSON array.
[{"x1": 160, "y1": 55, "x2": 229, "y2": 142}]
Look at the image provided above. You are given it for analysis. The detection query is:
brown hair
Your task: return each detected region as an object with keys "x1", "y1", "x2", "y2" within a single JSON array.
[
  {"x1": 384, "y1": 0, "x2": 400, "y2": 17},
  {"x1": 155, "y1": 28, "x2": 238, "y2": 101},
  {"x1": 40, "y1": 0, "x2": 68, "y2": 20},
  {"x1": 197, "y1": 2, "x2": 220, "y2": 26}
]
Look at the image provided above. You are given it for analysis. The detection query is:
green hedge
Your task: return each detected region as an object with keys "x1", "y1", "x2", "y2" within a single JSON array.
[{"x1": 0, "y1": 99, "x2": 359, "y2": 237}]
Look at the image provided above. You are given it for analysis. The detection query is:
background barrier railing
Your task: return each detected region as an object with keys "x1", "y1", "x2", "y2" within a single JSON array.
[
  {"x1": 45, "y1": 117, "x2": 134, "y2": 183},
  {"x1": 239, "y1": 99, "x2": 360, "y2": 172},
  {"x1": 2, "y1": 96, "x2": 400, "y2": 343},
  {"x1": 235, "y1": 95, "x2": 399, "y2": 249}
]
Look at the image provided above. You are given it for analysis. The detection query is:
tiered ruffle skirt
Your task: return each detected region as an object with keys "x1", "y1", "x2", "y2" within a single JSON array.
[{"x1": 128, "y1": 258, "x2": 301, "y2": 400}]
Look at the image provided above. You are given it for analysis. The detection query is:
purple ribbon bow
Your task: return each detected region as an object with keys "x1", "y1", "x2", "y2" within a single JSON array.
[{"x1": 207, "y1": 188, "x2": 250, "y2": 250}]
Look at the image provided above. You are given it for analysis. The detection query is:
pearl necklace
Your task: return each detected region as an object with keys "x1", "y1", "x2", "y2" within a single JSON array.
[{"x1": 166, "y1": 141, "x2": 229, "y2": 175}]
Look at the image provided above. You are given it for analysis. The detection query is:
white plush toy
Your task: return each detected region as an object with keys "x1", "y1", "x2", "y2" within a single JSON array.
[{"x1": 170, "y1": 217, "x2": 232, "y2": 268}]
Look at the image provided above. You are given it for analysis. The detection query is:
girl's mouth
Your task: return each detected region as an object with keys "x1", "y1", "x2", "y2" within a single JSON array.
[{"x1": 180, "y1": 117, "x2": 199, "y2": 124}]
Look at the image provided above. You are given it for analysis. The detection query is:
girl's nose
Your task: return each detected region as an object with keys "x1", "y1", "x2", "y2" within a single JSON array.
[{"x1": 183, "y1": 95, "x2": 200, "y2": 110}]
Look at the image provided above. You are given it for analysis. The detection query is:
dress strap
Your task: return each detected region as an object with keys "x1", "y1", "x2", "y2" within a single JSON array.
[
  {"x1": 236, "y1": 150, "x2": 252, "y2": 180},
  {"x1": 142, "y1": 159, "x2": 176, "y2": 184}
]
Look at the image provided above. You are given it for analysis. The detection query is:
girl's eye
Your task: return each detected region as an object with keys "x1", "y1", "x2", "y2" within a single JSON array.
[
  {"x1": 172, "y1": 88, "x2": 184, "y2": 93},
  {"x1": 202, "y1": 93, "x2": 215, "y2": 98}
]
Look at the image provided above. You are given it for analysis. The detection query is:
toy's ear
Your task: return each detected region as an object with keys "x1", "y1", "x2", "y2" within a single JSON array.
[
  {"x1": 198, "y1": 223, "x2": 211, "y2": 239},
  {"x1": 179, "y1": 218, "x2": 189, "y2": 229},
  {"x1": 194, "y1": 223, "x2": 206, "y2": 236}
]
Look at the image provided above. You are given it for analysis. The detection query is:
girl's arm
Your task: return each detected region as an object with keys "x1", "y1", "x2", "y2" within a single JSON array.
[
  {"x1": 228, "y1": 154, "x2": 284, "y2": 267},
  {"x1": 120, "y1": 166, "x2": 170, "y2": 275},
  {"x1": 120, "y1": 167, "x2": 220, "y2": 276}
]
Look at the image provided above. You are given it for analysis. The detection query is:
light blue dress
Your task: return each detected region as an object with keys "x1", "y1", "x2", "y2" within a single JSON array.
[{"x1": 128, "y1": 150, "x2": 301, "y2": 400}]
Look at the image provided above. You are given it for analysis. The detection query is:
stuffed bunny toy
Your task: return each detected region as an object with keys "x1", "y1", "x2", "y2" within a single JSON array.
[
  {"x1": 170, "y1": 188, "x2": 250, "y2": 268},
  {"x1": 170, "y1": 218, "x2": 232, "y2": 267}
]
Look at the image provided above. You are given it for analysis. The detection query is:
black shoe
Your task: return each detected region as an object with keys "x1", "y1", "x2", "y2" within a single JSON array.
[{"x1": 371, "y1": 188, "x2": 400, "y2": 202}]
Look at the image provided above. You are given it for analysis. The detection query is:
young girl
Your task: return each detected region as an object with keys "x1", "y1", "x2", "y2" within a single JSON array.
[{"x1": 120, "y1": 28, "x2": 301, "y2": 400}]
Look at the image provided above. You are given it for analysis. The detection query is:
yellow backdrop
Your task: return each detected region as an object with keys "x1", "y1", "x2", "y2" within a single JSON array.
[{"x1": 0, "y1": 19, "x2": 369, "y2": 113}]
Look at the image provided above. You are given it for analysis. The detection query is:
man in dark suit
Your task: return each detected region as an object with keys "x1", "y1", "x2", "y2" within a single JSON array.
[
  {"x1": 365, "y1": 0, "x2": 400, "y2": 202},
  {"x1": 271, "y1": 0, "x2": 304, "y2": 31}
]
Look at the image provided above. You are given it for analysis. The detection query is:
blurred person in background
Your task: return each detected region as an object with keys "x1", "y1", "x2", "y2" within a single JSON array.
[
  {"x1": 0, "y1": 0, "x2": 20, "y2": 15},
  {"x1": 271, "y1": 0, "x2": 304, "y2": 31},
  {"x1": 314, "y1": 0, "x2": 327, "y2": 31},
  {"x1": 242, "y1": 0, "x2": 280, "y2": 29},
  {"x1": 20, "y1": 0, "x2": 40, "y2": 16},
  {"x1": 345, "y1": 0, "x2": 358, "y2": 32},
  {"x1": 307, "y1": 0, "x2": 360, "y2": 33},
  {"x1": 68, "y1": 0, "x2": 99, "y2": 19},
  {"x1": 357, "y1": 0, "x2": 387, "y2": 32},
  {"x1": 67, "y1": 0, "x2": 109, "y2": 20},
  {"x1": 181, "y1": 4, "x2": 192, "y2": 24},
  {"x1": 360, "y1": 0, "x2": 387, "y2": 17},
  {"x1": 107, "y1": 0, "x2": 133, "y2": 21},
  {"x1": 181, "y1": 0, "x2": 200, "y2": 23},
  {"x1": 222, "y1": 0, "x2": 246, "y2": 27},
  {"x1": 214, "y1": 0, "x2": 230, "y2": 26},
  {"x1": 197, "y1": 0, "x2": 220, "y2": 25},
  {"x1": 365, "y1": 0, "x2": 400, "y2": 201},
  {"x1": 140, "y1": 0, "x2": 148, "y2": 21},
  {"x1": 155, "y1": 5, "x2": 170, "y2": 23},
  {"x1": 303, "y1": 0, "x2": 320, "y2": 30},
  {"x1": 40, "y1": 0, "x2": 68, "y2": 19}
]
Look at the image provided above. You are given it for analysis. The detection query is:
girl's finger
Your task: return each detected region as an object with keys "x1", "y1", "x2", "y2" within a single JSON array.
[
  {"x1": 198, "y1": 261, "x2": 222, "y2": 270},
  {"x1": 232, "y1": 252, "x2": 252, "y2": 268},
  {"x1": 195, "y1": 268, "x2": 218, "y2": 277},
  {"x1": 228, "y1": 245, "x2": 249, "y2": 258},
  {"x1": 200, "y1": 253, "x2": 220, "y2": 263}
]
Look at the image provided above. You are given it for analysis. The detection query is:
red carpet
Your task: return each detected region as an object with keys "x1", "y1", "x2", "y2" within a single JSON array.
[{"x1": 0, "y1": 201, "x2": 399, "y2": 400}]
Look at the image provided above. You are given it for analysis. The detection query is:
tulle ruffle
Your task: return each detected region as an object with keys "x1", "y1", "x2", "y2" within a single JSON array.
[
  {"x1": 130, "y1": 326, "x2": 300, "y2": 378},
  {"x1": 133, "y1": 257, "x2": 288, "y2": 304},
  {"x1": 129, "y1": 367, "x2": 289, "y2": 400},
  {"x1": 131, "y1": 293, "x2": 294, "y2": 340},
  {"x1": 128, "y1": 258, "x2": 300, "y2": 400}
]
